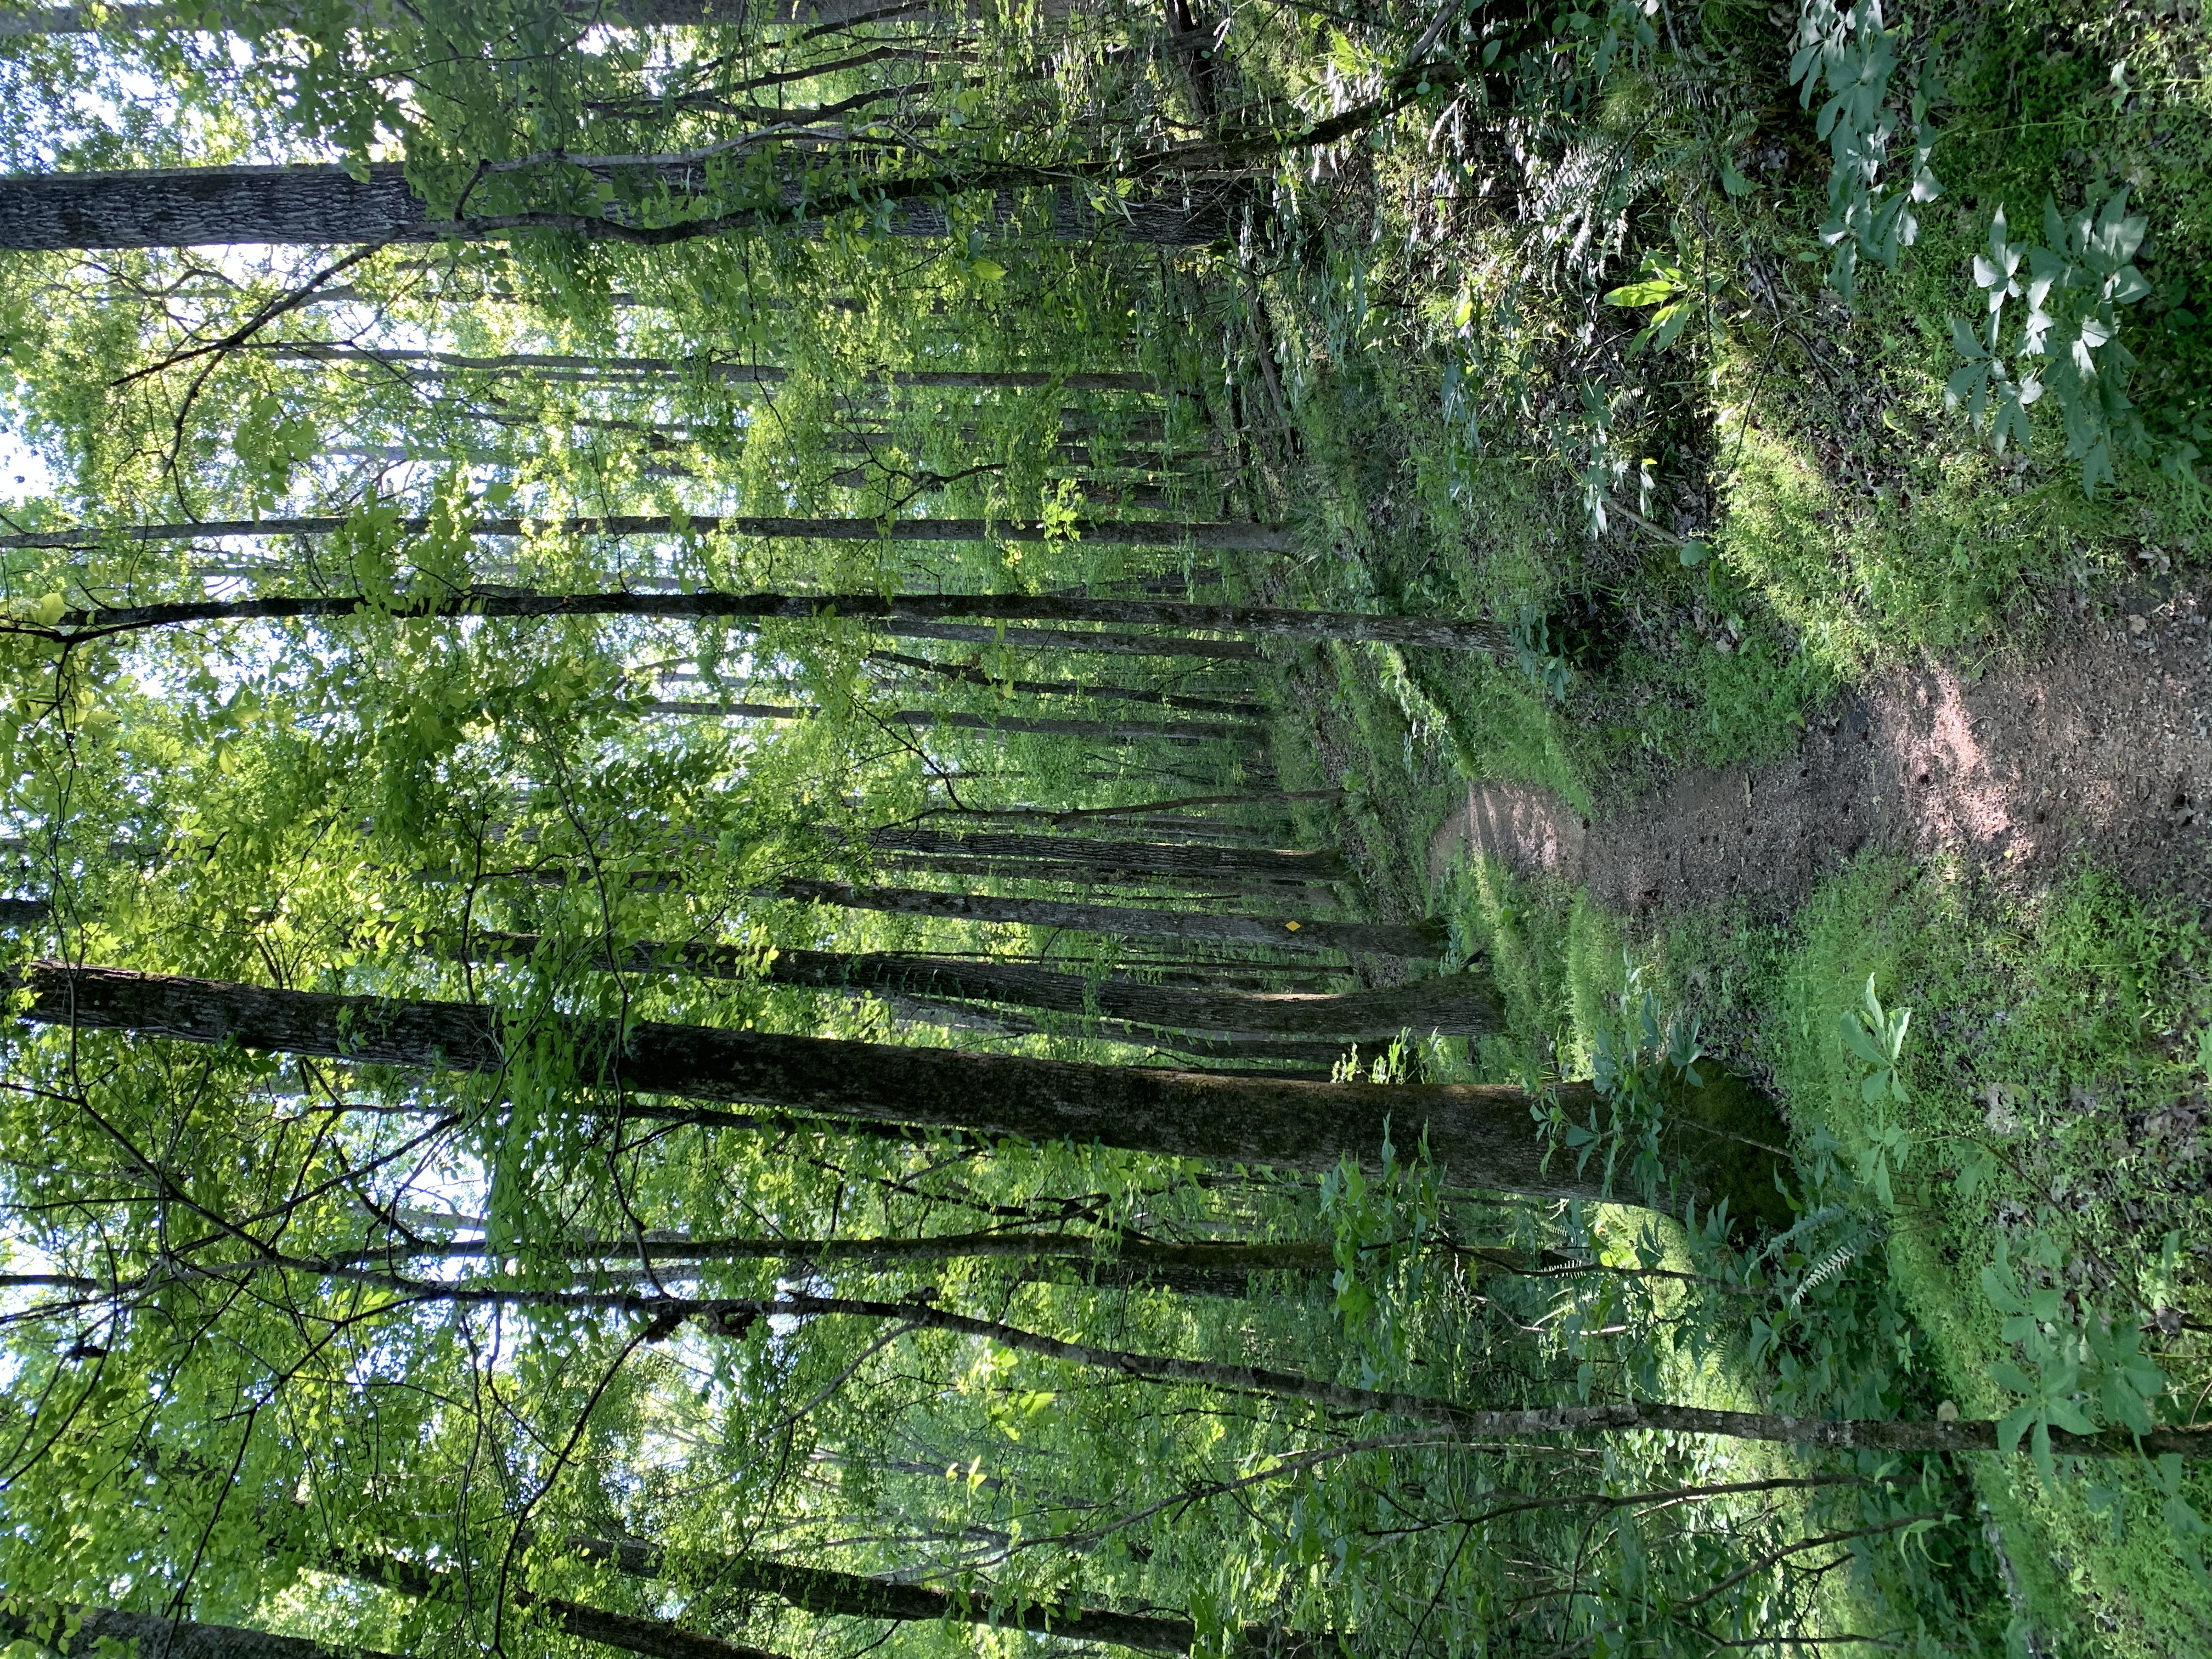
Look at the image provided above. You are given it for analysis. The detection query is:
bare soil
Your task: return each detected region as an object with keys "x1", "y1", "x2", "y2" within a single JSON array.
[{"x1": 1431, "y1": 584, "x2": 2211, "y2": 915}]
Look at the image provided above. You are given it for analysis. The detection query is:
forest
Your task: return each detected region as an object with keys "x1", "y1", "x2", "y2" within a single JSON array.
[{"x1": 0, "y1": 0, "x2": 2205, "y2": 1654}]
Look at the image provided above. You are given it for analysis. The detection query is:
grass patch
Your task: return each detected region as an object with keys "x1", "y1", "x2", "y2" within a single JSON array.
[{"x1": 1434, "y1": 846, "x2": 2212, "y2": 1652}]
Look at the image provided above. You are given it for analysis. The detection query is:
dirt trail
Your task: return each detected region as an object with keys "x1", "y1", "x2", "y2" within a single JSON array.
[{"x1": 1431, "y1": 586, "x2": 2210, "y2": 913}]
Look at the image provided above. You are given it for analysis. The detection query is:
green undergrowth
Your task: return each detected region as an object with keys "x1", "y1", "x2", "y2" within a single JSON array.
[
  {"x1": 1243, "y1": 1, "x2": 2212, "y2": 1640},
  {"x1": 1232, "y1": 0, "x2": 2212, "y2": 810},
  {"x1": 1435, "y1": 845, "x2": 2212, "y2": 1654}
]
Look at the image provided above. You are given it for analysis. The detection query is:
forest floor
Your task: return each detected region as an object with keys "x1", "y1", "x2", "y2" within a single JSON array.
[
  {"x1": 1427, "y1": 577, "x2": 2210, "y2": 913},
  {"x1": 1223, "y1": 4, "x2": 2212, "y2": 1639}
]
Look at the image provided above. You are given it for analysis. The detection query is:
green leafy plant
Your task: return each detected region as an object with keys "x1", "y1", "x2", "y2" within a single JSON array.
[
  {"x1": 1558, "y1": 382, "x2": 1643, "y2": 538},
  {"x1": 1535, "y1": 960, "x2": 1703, "y2": 1201},
  {"x1": 1601, "y1": 261, "x2": 1724, "y2": 356},
  {"x1": 1564, "y1": 0, "x2": 1661, "y2": 85},
  {"x1": 1982, "y1": 1237, "x2": 2171, "y2": 1486},
  {"x1": 1788, "y1": 0, "x2": 1942, "y2": 299},
  {"x1": 1947, "y1": 188, "x2": 2162, "y2": 494},
  {"x1": 1838, "y1": 975, "x2": 1911, "y2": 1204},
  {"x1": 1509, "y1": 601, "x2": 1575, "y2": 703}
]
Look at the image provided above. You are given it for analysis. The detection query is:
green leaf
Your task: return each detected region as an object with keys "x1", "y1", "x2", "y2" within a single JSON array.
[
  {"x1": 2044, "y1": 1398, "x2": 2097, "y2": 1436},
  {"x1": 1838, "y1": 1014, "x2": 1887, "y2": 1068},
  {"x1": 1602, "y1": 268, "x2": 1684, "y2": 308},
  {"x1": 1639, "y1": 301, "x2": 1697, "y2": 355},
  {"x1": 1988, "y1": 1359, "x2": 2039, "y2": 1396},
  {"x1": 2106, "y1": 266, "x2": 2151, "y2": 306},
  {"x1": 2032, "y1": 1419, "x2": 2059, "y2": 1486}
]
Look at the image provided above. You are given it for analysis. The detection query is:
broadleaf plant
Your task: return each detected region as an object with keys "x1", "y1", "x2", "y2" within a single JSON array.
[{"x1": 1948, "y1": 186, "x2": 2163, "y2": 494}]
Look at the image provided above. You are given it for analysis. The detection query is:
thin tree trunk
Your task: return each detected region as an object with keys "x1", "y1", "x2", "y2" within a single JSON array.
[
  {"x1": 782, "y1": 945, "x2": 1492, "y2": 1038},
  {"x1": 272, "y1": 343, "x2": 1156, "y2": 392},
  {"x1": 0, "y1": 512, "x2": 1285, "y2": 554},
  {"x1": 859, "y1": 828, "x2": 1341, "y2": 881},
  {"x1": 567, "y1": 1538, "x2": 1258, "y2": 1655},
  {"x1": 760, "y1": 879, "x2": 1440, "y2": 957},
  {"x1": 12, "y1": 962, "x2": 1652, "y2": 1203},
  {"x1": 644, "y1": 699, "x2": 1265, "y2": 744},
  {"x1": 20, "y1": 582, "x2": 1508, "y2": 657},
  {"x1": 321, "y1": 1227, "x2": 1339, "y2": 1276},
  {"x1": 872, "y1": 620, "x2": 1260, "y2": 658},
  {"x1": 819, "y1": 979, "x2": 1344, "y2": 1062},
  {"x1": 358, "y1": 1538, "x2": 1237, "y2": 1659},
  {"x1": 528, "y1": 1602, "x2": 775, "y2": 1659},
  {"x1": 343, "y1": 1554, "x2": 789, "y2": 1659},
  {"x1": 864, "y1": 652, "x2": 1265, "y2": 715},
  {"x1": 137, "y1": 1267, "x2": 2212, "y2": 1461},
  {"x1": 466, "y1": 932, "x2": 1491, "y2": 1040},
  {"x1": 958, "y1": 789, "x2": 1336, "y2": 827},
  {"x1": 0, "y1": 0, "x2": 858, "y2": 32},
  {"x1": 859, "y1": 857, "x2": 1307, "y2": 900},
  {"x1": 704, "y1": 1293, "x2": 2212, "y2": 1459}
]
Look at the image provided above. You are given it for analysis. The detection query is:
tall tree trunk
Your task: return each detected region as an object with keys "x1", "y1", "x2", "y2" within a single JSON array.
[
  {"x1": 330, "y1": 1227, "x2": 1340, "y2": 1276},
  {"x1": 469, "y1": 932, "x2": 1497, "y2": 1040},
  {"x1": 0, "y1": 0, "x2": 861, "y2": 33},
  {"x1": 859, "y1": 619, "x2": 1261, "y2": 658},
  {"x1": 759, "y1": 879, "x2": 1440, "y2": 957},
  {"x1": 0, "y1": 512, "x2": 1286, "y2": 554},
  {"x1": 963, "y1": 788, "x2": 1338, "y2": 827},
  {"x1": 857, "y1": 856, "x2": 1305, "y2": 900},
  {"x1": 566, "y1": 1538, "x2": 1285, "y2": 1655},
  {"x1": 0, "y1": 1607, "x2": 408, "y2": 1659},
  {"x1": 13, "y1": 962, "x2": 1719, "y2": 1206},
  {"x1": 22, "y1": 582, "x2": 1509, "y2": 657},
  {"x1": 273, "y1": 343, "x2": 1157, "y2": 392},
  {"x1": 357, "y1": 1539, "x2": 1243, "y2": 1659},
  {"x1": 0, "y1": 160, "x2": 1229, "y2": 251},
  {"x1": 644, "y1": 699, "x2": 1265, "y2": 745},
  {"x1": 343, "y1": 1554, "x2": 789, "y2": 1659},
  {"x1": 859, "y1": 828, "x2": 1341, "y2": 881},
  {"x1": 872, "y1": 986, "x2": 1344, "y2": 1068},
  {"x1": 864, "y1": 651, "x2": 1265, "y2": 716}
]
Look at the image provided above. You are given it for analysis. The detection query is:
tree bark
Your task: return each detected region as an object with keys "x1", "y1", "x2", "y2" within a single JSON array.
[
  {"x1": 866, "y1": 619, "x2": 1260, "y2": 659},
  {"x1": 864, "y1": 652, "x2": 1264, "y2": 716},
  {"x1": 13, "y1": 962, "x2": 1636, "y2": 1201},
  {"x1": 644, "y1": 699, "x2": 1265, "y2": 745},
  {"x1": 567, "y1": 1538, "x2": 1227, "y2": 1654},
  {"x1": 703, "y1": 1293, "x2": 2212, "y2": 1459},
  {"x1": 0, "y1": 512, "x2": 1286, "y2": 554},
  {"x1": 467, "y1": 932, "x2": 1492, "y2": 1041},
  {"x1": 0, "y1": 160, "x2": 1230, "y2": 251},
  {"x1": 222, "y1": 1278, "x2": 2212, "y2": 1462},
  {"x1": 523, "y1": 1598, "x2": 784, "y2": 1659},
  {"x1": 273, "y1": 343, "x2": 1156, "y2": 392},
  {"x1": 0, "y1": 1, "x2": 861, "y2": 33},
  {"x1": 859, "y1": 828, "x2": 1341, "y2": 881},
  {"x1": 342, "y1": 1554, "x2": 789, "y2": 1659},
  {"x1": 19, "y1": 583, "x2": 1507, "y2": 658},
  {"x1": 760, "y1": 879, "x2": 1440, "y2": 957},
  {"x1": 329, "y1": 1227, "x2": 1339, "y2": 1276},
  {"x1": 784, "y1": 947, "x2": 1490, "y2": 1039},
  {"x1": 967, "y1": 789, "x2": 1336, "y2": 826},
  {"x1": 0, "y1": 1607, "x2": 409, "y2": 1659},
  {"x1": 853, "y1": 857, "x2": 1309, "y2": 901}
]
